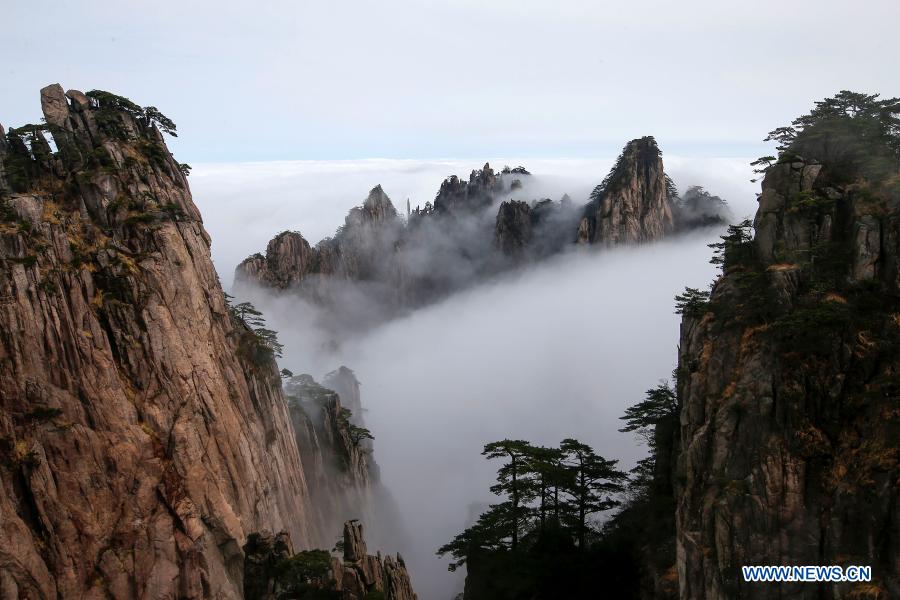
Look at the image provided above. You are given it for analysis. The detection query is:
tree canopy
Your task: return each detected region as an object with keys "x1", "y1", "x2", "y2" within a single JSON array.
[
  {"x1": 86, "y1": 90, "x2": 178, "y2": 138},
  {"x1": 438, "y1": 438, "x2": 625, "y2": 572},
  {"x1": 757, "y1": 90, "x2": 900, "y2": 183},
  {"x1": 228, "y1": 299, "x2": 285, "y2": 362}
]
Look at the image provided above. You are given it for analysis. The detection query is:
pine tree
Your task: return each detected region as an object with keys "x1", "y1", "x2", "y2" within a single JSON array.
[
  {"x1": 708, "y1": 219, "x2": 753, "y2": 271},
  {"x1": 559, "y1": 439, "x2": 626, "y2": 550},
  {"x1": 483, "y1": 440, "x2": 535, "y2": 551}
]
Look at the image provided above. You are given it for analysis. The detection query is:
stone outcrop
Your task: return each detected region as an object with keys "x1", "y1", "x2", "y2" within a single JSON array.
[
  {"x1": 578, "y1": 136, "x2": 676, "y2": 246},
  {"x1": 333, "y1": 520, "x2": 417, "y2": 600},
  {"x1": 235, "y1": 185, "x2": 402, "y2": 291},
  {"x1": 0, "y1": 85, "x2": 321, "y2": 598},
  {"x1": 433, "y1": 163, "x2": 505, "y2": 215},
  {"x1": 674, "y1": 185, "x2": 731, "y2": 230},
  {"x1": 494, "y1": 200, "x2": 533, "y2": 256},
  {"x1": 284, "y1": 371, "x2": 378, "y2": 538},
  {"x1": 241, "y1": 521, "x2": 416, "y2": 600},
  {"x1": 675, "y1": 153, "x2": 900, "y2": 598},
  {"x1": 494, "y1": 197, "x2": 584, "y2": 260}
]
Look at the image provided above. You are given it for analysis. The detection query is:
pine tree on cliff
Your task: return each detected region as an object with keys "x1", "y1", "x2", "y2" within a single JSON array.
[
  {"x1": 618, "y1": 382, "x2": 677, "y2": 447},
  {"x1": 559, "y1": 438, "x2": 626, "y2": 550},
  {"x1": 525, "y1": 445, "x2": 567, "y2": 533},
  {"x1": 483, "y1": 439, "x2": 535, "y2": 551},
  {"x1": 708, "y1": 220, "x2": 753, "y2": 271}
]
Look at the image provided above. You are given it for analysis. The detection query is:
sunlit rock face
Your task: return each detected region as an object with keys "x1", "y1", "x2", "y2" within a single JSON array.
[
  {"x1": 0, "y1": 84, "x2": 323, "y2": 599},
  {"x1": 675, "y1": 153, "x2": 900, "y2": 599}
]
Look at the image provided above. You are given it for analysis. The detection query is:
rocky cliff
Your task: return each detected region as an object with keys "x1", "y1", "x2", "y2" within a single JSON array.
[
  {"x1": 334, "y1": 520, "x2": 417, "y2": 600},
  {"x1": 0, "y1": 85, "x2": 417, "y2": 600},
  {"x1": 577, "y1": 136, "x2": 676, "y2": 246},
  {"x1": 674, "y1": 98, "x2": 900, "y2": 599},
  {"x1": 0, "y1": 85, "x2": 322, "y2": 598},
  {"x1": 235, "y1": 185, "x2": 402, "y2": 292},
  {"x1": 283, "y1": 369, "x2": 394, "y2": 544},
  {"x1": 242, "y1": 521, "x2": 416, "y2": 600}
]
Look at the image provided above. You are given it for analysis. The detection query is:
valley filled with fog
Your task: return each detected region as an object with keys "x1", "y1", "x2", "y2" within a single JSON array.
[{"x1": 192, "y1": 157, "x2": 758, "y2": 598}]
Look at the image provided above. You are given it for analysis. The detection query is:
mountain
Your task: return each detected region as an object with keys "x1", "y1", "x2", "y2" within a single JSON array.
[
  {"x1": 675, "y1": 92, "x2": 900, "y2": 599},
  {"x1": 235, "y1": 138, "x2": 727, "y2": 335},
  {"x1": 430, "y1": 91, "x2": 899, "y2": 600},
  {"x1": 576, "y1": 136, "x2": 676, "y2": 245},
  {"x1": 0, "y1": 85, "x2": 415, "y2": 599}
]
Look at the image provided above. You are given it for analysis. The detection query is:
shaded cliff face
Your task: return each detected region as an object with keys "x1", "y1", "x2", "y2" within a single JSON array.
[
  {"x1": 675, "y1": 133, "x2": 900, "y2": 595},
  {"x1": 0, "y1": 85, "x2": 318, "y2": 598},
  {"x1": 284, "y1": 371, "x2": 374, "y2": 537},
  {"x1": 578, "y1": 136, "x2": 676, "y2": 246}
]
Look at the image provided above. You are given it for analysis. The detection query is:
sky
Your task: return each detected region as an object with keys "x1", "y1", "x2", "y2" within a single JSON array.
[{"x1": 4, "y1": 0, "x2": 899, "y2": 162}]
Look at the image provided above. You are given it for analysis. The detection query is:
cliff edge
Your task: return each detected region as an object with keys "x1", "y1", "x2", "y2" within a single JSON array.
[{"x1": 0, "y1": 85, "x2": 318, "y2": 598}]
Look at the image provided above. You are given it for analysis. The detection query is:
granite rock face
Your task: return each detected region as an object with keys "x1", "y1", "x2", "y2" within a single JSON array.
[
  {"x1": 233, "y1": 166, "x2": 526, "y2": 328},
  {"x1": 0, "y1": 85, "x2": 319, "y2": 598},
  {"x1": 675, "y1": 155, "x2": 900, "y2": 598},
  {"x1": 335, "y1": 520, "x2": 417, "y2": 600},
  {"x1": 241, "y1": 521, "x2": 417, "y2": 600},
  {"x1": 578, "y1": 136, "x2": 676, "y2": 246},
  {"x1": 493, "y1": 200, "x2": 533, "y2": 256},
  {"x1": 283, "y1": 370, "x2": 389, "y2": 542}
]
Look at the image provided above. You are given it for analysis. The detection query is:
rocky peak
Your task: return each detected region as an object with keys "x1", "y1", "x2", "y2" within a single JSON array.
[
  {"x1": 324, "y1": 366, "x2": 363, "y2": 417},
  {"x1": 336, "y1": 520, "x2": 417, "y2": 600},
  {"x1": 674, "y1": 185, "x2": 731, "y2": 229},
  {"x1": 343, "y1": 520, "x2": 368, "y2": 561},
  {"x1": 675, "y1": 103, "x2": 900, "y2": 598},
  {"x1": 494, "y1": 200, "x2": 533, "y2": 256},
  {"x1": 235, "y1": 230, "x2": 315, "y2": 289},
  {"x1": 578, "y1": 136, "x2": 675, "y2": 245},
  {"x1": 433, "y1": 161, "x2": 514, "y2": 215},
  {"x1": 241, "y1": 521, "x2": 417, "y2": 600},
  {"x1": 234, "y1": 185, "x2": 403, "y2": 291},
  {"x1": 283, "y1": 371, "x2": 382, "y2": 543},
  {"x1": 0, "y1": 85, "x2": 322, "y2": 598},
  {"x1": 348, "y1": 184, "x2": 399, "y2": 227},
  {"x1": 364, "y1": 184, "x2": 397, "y2": 218}
]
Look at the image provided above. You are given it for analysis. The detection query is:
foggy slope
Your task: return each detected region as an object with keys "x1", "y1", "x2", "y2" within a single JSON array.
[{"x1": 191, "y1": 158, "x2": 758, "y2": 598}]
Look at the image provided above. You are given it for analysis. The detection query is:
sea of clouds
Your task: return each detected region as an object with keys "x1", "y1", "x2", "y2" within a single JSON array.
[{"x1": 190, "y1": 157, "x2": 759, "y2": 599}]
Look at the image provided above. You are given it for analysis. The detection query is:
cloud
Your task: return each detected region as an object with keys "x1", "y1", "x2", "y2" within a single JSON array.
[
  {"x1": 209, "y1": 157, "x2": 756, "y2": 598},
  {"x1": 251, "y1": 232, "x2": 722, "y2": 598},
  {"x1": 191, "y1": 156, "x2": 759, "y2": 290}
]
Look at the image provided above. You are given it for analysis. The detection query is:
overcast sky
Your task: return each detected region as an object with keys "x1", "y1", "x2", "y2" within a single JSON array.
[{"x1": 4, "y1": 0, "x2": 899, "y2": 162}]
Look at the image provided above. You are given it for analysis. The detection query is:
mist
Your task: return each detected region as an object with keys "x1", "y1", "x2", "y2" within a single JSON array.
[
  {"x1": 191, "y1": 158, "x2": 759, "y2": 599},
  {"x1": 190, "y1": 156, "x2": 758, "y2": 282}
]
